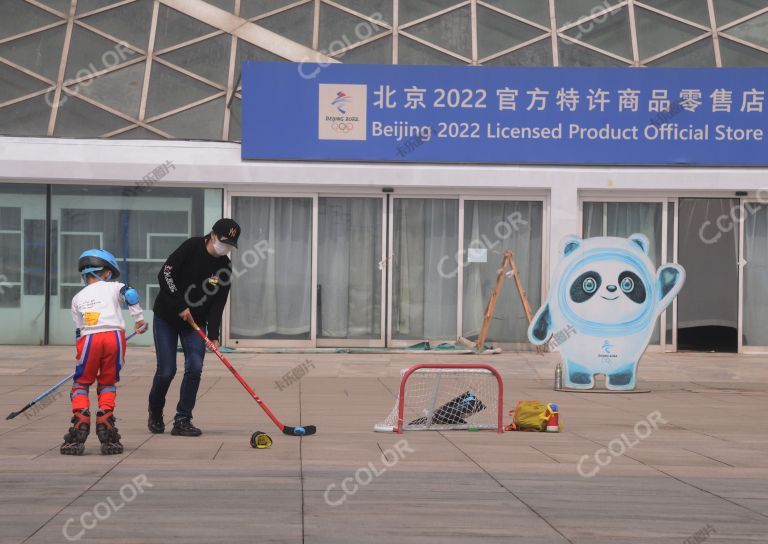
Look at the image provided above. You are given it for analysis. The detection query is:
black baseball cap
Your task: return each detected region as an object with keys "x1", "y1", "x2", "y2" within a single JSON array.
[{"x1": 212, "y1": 218, "x2": 241, "y2": 248}]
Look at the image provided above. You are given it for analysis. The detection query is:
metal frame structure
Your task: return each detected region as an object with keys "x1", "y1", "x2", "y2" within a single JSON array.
[{"x1": 3, "y1": 0, "x2": 768, "y2": 140}]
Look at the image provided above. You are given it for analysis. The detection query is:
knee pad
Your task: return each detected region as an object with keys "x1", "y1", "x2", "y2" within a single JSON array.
[
  {"x1": 70, "y1": 383, "x2": 90, "y2": 410},
  {"x1": 71, "y1": 383, "x2": 90, "y2": 399},
  {"x1": 97, "y1": 385, "x2": 117, "y2": 408}
]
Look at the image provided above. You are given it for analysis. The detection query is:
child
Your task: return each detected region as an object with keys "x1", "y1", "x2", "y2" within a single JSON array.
[{"x1": 61, "y1": 249, "x2": 147, "y2": 455}]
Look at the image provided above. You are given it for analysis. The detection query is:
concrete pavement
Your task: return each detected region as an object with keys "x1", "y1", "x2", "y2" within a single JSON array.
[{"x1": 1, "y1": 346, "x2": 767, "y2": 543}]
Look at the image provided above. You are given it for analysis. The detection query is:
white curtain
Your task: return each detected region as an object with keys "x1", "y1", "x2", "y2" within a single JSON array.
[
  {"x1": 677, "y1": 198, "x2": 738, "y2": 329},
  {"x1": 583, "y1": 201, "x2": 663, "y2": 343},
  {"x1": 582, "y1": 201, "x2": 605, "y2": 238},
  {"x1": 317, "y1": 197, "x2": 381, "y2": 338},
  {"x1": 742, "y1": 203, "x2": 768, "y2": 345},
  {"x1": 393, "y1": 199, "x2": 458, "y2": 340},
  {"x1": 230, "y1": 197, "x2": 312, "y2": 339},
  {"x1": 462, "y1": 201, "x2": 543, "y2": 343},
  {"x1": 583, "y1": 202, "x2": 663, "y2": 264},
  {"x1": 607, "y1": 202, "x2": 662, "y2": 265}
]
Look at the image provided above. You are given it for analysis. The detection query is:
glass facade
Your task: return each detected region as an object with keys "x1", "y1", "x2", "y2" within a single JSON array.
[
  {"x1": 0, "y1": 184, "x2": 47, "y2": 344},
  {"x1": 0, "y1": 184, "x2": 222, "y2": 345},
  {"x1": 2, "y1": 0, "x2": 768, "y2": 141},
  {"x1": 225, "y1": 195, "x2": 545, "y2": 347},
  {"x1": 743, "y1": 202, "x2": 768, "y2": 347},
  {"x1": 392, "y1": 198, "x2": 459, "y2": 341},
  {"x1": 462, "y1": 200, "x2": 543, "y2": 344},
  {"x1": 317, "y1": 197, "x2": 382, "y2": 340},
  {"x1": 230, "y1": 195, "x2": 314, "y2": 341}
]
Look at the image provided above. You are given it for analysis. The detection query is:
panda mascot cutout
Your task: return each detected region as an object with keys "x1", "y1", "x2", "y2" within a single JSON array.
[{"x1": 528, "y1": 233, "x2": 685, "y2": 391}]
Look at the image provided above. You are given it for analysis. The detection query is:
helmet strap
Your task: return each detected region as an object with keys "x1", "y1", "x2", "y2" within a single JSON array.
[{"x1": 80, "y1": 267, "x2": 110, "y2": 285}]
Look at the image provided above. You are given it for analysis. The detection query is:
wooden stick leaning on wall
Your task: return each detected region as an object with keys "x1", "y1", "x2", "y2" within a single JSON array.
[{"x1": 475, "y1": 251, "x2": 544, "y2": 354}]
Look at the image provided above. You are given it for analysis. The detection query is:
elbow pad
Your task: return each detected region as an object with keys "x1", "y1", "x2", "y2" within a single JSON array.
[{"x1": 121, "y1": 285, "x2": 141, "y2": 306}]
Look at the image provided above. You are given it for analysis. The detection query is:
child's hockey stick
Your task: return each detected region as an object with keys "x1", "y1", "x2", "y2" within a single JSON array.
[
  {"x1": 6, "y1": 329, "x2": 144, "y2": 420},
  {"x1": 184, "y1": 316, "x2": 316, "y2": 437}
]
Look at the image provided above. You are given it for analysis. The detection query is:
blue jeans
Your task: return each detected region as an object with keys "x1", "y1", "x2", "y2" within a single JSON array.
[{"x1": 148, "y1": 316, "x2": 206, "y2": 421}]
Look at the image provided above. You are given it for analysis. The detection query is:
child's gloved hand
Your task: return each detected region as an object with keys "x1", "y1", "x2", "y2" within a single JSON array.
[{"x1": 135, "y1": 321, "x2": 148, "y2": 334}]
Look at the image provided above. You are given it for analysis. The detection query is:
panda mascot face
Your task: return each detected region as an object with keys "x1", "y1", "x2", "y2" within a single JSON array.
[
  {"x1": 528, "y1": 234, "x2": 685, "y2": 391},
  {"x1": 563, "y1": 252, "x2": 654, "y2": 331}
]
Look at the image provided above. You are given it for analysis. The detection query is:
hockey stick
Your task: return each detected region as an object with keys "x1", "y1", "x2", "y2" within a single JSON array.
[
  {"x1": 184, "y1": 316, "x2": 316, "y2": 437},
  {"x1": 6, "y1": 328, "x2": 144, "y2": 420}
]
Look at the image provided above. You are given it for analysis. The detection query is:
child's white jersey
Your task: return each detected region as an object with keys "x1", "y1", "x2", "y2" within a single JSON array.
[{"x1": 71, "y1": 281, "x2": 144, "y2": 336}]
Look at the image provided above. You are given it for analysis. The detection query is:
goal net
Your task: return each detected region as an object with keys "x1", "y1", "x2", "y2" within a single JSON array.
[{"x1": 374, "y1": 364, "x2": 504, "y2": 433}]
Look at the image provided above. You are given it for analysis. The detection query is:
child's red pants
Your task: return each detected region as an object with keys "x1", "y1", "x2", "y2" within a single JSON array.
[{"x1": 71, "y1": 330, "x2": 126, "y2": 412}]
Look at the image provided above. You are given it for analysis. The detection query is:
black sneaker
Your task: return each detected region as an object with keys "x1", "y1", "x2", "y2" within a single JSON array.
[
  {"x1": 147, "y1": 410, "x2": 165, "y2": 434},
  {"x1": 171, "y1": 417, "x2": 202, "y2": 437}
]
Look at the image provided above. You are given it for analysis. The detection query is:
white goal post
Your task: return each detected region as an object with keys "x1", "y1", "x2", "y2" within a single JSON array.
[{"x1": 374, "y1": 364, "x2": 504, "y2": 433}]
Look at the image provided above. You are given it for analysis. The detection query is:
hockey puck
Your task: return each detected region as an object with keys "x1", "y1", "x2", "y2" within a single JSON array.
[{"x1": 250, "y1": 431, "x2": 273, "y2": 449}]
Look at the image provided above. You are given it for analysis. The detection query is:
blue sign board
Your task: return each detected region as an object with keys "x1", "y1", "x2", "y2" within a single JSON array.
[{"x1": 242, "y1": 62, "x2": 768, "y2": 165}]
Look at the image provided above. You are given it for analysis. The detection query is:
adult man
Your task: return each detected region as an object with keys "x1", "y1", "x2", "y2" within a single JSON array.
[{"x1": 148, "y1": 219, "x2": 240, "y2": 436}]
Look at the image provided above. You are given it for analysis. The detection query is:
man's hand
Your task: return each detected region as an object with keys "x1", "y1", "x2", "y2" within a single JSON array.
[
  {"x1": 178, "y1": 308, "x2": 192, "y2": 323},
  {"x1": 135, "y1": 320, "x2": 148, "y2": 334},
  {"x1": 210, "y1": 339, "x2": 219, "y2": 351}
]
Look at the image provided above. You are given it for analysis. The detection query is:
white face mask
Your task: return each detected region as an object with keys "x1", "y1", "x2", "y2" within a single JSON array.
[{"x1": 212, "y1": 238, "x2": 231, "y2": 257}]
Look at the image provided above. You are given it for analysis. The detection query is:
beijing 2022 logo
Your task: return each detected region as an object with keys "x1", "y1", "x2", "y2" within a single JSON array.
[
  {"x1": 332, "y1": 91, "x2": 352, "y2": 114},
  {"x1": 318, "y1": 84, "x2": 367, "y2": 141}
]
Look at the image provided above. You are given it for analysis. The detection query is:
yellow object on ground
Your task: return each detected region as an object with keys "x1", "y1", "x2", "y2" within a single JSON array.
[{"x1": 505, "y1": 400, "x2": 550, "y2": 432}]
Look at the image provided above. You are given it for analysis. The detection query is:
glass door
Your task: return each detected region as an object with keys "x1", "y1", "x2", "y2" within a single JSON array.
[
  {"x1": 317, "y1": 196, "x2": 385, "y2": 347},
  {"x1": 740, "y1": 198, "x2": 768, "y2": 353},
  {"x1": 228, "y1": 195, "x2": 316, "y2": 347},
  {"x1": 677, "y1": 198, "x2": 739, "y2": 353},
  {"x1": 227, "y1": 194, "x2": 386, "y2": 348},
  {"x1": 460, "y1": 198, "x2": 544, "y2": 346},
  {"x1": 226, "y1": 192, "x2": 545, "y2": 349},
  {"x1": 388, "y1": 197, "x2": 459, "y2": 345}
]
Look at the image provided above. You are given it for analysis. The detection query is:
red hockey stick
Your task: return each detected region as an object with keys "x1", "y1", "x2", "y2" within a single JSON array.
[{"x1": 185, "y1": 316, "x2": 315, "y2": 437}]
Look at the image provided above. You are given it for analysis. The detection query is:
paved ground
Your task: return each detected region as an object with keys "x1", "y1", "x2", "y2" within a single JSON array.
[{"x1": 1, "y1": 346, "x2": 767, "y2": 544}]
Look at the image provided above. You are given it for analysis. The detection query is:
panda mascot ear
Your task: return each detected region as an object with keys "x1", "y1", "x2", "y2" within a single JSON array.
[
  {"x1": 559, "y1": 235, "x2": 581, "y2": 258},
  {"x1": 628, "y1": 233, "x2": 650, "y2": 255},
  {"x1": 656, "y1": 263, "x2": 685, "y2": 313},
  {"x1": 528, "y1": 304, "x2": 552, "y2": 345}
]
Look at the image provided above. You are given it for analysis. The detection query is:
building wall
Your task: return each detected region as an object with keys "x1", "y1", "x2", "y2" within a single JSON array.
[
  {"x1": 3, "y1": 1, "x2": 768, "y2": 348},
  {"x1": 3, "y1": 136, "x2": 768, "y2": 349},
  {"x1": 5, "y1": 134, "x2": 768, "y2": 242}
]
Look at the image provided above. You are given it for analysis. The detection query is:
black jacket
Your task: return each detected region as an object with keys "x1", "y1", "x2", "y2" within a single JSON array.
[{"x1": 153, "y1": 236, "x2": 231, "y2": 340}]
